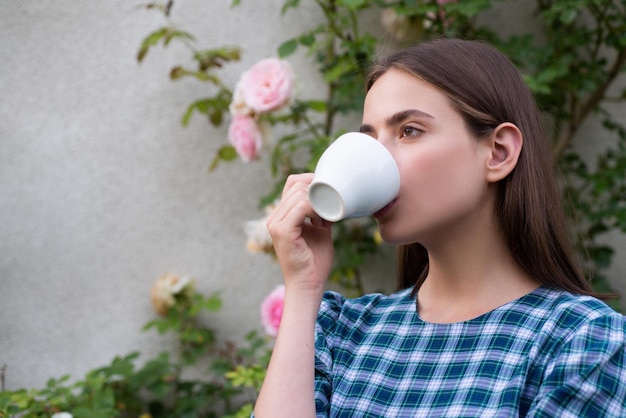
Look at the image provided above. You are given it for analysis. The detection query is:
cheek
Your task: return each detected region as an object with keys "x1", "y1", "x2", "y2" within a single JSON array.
[
  {"x1": 398, "y1": 145, "x2": 486, "y2": 218},
  {"x1": 398, "y1": 148, "x2": 453, "y2": 198},
  {"x1": 377, "y1": 131, "x2": 489, "y2": 244}
]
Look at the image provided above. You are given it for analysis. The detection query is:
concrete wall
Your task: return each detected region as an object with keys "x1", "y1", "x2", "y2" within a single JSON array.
[
  {"x1": 1, "y1": 0, "x2": 624, "y2": 391},
  {"x1": 0, "y1": 0, "x2": 327, "y2": 390}
]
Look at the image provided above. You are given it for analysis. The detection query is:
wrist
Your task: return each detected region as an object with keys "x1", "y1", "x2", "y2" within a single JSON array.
[
  {"x1": 280, "y1": 284, "x2": 324, "y2": 323},
  {"x1": 284, "y1": 282, "x2": 325, "y2": 302}
]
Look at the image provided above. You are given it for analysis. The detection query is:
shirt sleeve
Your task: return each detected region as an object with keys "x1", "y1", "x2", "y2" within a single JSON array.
[
  {"x1": 251, "y1": 291, "x2": 346, "y2": 418},
  {"x1": 526, "y1": 312, "x2": 626, "y2": 417},
  {"x1": 313, "y1": 291, "x2": 346, "y2": 418}
]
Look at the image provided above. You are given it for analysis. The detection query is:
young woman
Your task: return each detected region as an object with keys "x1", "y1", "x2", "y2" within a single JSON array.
[{"x1": 254, "y1": 38, "x2": 626, "y2": 417}]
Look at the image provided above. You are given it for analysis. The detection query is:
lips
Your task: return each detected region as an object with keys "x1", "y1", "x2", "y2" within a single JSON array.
[{"x1": 373, "y1": 198, "x2": 397, "y2": 219}]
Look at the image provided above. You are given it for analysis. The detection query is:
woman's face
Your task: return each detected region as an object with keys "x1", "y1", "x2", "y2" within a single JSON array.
[{"x1": 361, "y1": 68, "x2": 494, "y2": 246}]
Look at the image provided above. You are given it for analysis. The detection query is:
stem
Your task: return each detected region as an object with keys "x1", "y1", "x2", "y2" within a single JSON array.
[
  {"x1": 161, "y1": 1, "x2": 198, "y2": 55},
  {"x1": 1, "y1": 364, "x2": 6, "y2": 391},
  {"x1": 165, "y1": 0, "x2": 174, "y2": 17},
  {"x1": 299, "y1": 111, "x2": 323, "y2": 139},
  {"x1": 325, "y1": 85, "x2": 337, "y2": 137},
  {"x1": 349, "y1": 8, "x2": 359, "y2": 40},
  {"x1": 322, "y1": 0, "x2": 339, "y2": 136},
  {"x1": 315, "y1": 0, "x2": 347, "y2": 40}
]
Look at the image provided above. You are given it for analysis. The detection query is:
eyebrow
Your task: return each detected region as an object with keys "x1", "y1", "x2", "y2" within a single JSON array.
[{"x1": 360, "y1": 109, "x2": 435, "y2": 134}]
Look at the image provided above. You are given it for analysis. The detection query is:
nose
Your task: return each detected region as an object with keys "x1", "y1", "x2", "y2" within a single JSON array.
[
  {"x1": 357, "y1": 130, "x2": 394, "y2": 156},
  {"x1": 374, "y1": 134, "x2": 395, "y2": 157}
]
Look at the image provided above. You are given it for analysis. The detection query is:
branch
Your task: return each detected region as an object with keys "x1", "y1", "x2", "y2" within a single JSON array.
[
  {"x1": 552, "y1": 47, "x2": 626, "y2": 158},
  {"x1": 165, "y1": 0, "x2": 174, "y2": 16}
]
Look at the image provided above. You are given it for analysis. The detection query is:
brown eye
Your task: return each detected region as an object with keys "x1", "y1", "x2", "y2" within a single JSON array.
[{"x1": 401, "y1": 126, "x2": 423, "y2": 138}]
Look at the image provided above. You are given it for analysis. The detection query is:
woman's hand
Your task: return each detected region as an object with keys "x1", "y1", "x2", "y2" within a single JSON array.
[
  {"x1": 255, "y1": 173, "x2": 334, "y2": 418},
  {"x1": 266, "y1": 173, "x2": 334, "y2": 294}
]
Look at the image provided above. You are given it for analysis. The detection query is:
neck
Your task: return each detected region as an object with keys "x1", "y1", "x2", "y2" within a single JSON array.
[{"x1": 416, "y1": 212, "x2": 540, "y2": 324}]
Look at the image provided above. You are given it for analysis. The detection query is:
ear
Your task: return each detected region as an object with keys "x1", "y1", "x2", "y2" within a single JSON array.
[{"x1": 485, "y1": 122, "x2": 523, "y2": 183}]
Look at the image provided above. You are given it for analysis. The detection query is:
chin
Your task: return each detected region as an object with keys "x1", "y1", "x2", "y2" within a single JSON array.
[
  {"x1": 376, "y1": 224, "x2": 409, "y2": 246},
  {"x1": 378, "y1": 218, "x2": 429, "y2": 246}
]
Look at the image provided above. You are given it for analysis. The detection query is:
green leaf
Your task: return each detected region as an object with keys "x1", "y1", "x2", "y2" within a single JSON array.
[
  {"x1": 445, "y1": 0, "x2": 492, "y2": 17},
  {"x1": 323, "y1": 58, "x2": 355, "y2": 83},
  {"x1": 181, "y1": 99, "x2": 211, "y2": 127},
  {"x1": 560, "y1": 9, "x2": 578, "y2": 25},
  {"x1": 7, "y1": 404, "x2": 22, "y2": 414},
  {"x1": 163, "y1": 29, "x2": 195, "y2": 47},
  {"x1": 170, "y1": 66, "x2": 187, "y2": 80},
  {"x1": 170, "y1": 66, "x2": 217, "y2": 83},
  {"x1": 137, "y1": 27, "x2": 195, "y2": 63},
  {"x1": 521, "y1": 74, "x2": 551, "y2": 95},
  {"x1": 299, "y1": 33, "x2": 316, "y2": 47},
  {"x1": 338, "y1": 0, "x2": 366, "y2": 9},
  {"x1": 137, "y1": 27, "x2": 168, "y2": 62},
  {"x1": 193, "y1": 70, "x2": 215, "y2": 82},
  {"x1": 209, "y1": 145, "x2": 238, "y2": 171},
  {"x1": 202, "y1": 294, "x2": 223, "y2": 312},
  {"x1": 143, "y1": 318, "x2": 178, "y2": 334},
  {"x1": 278, "y1": 39, "x2": 298, "y2": 58},
  {"x1": 218, "y1": 145, "x2": 238, "y2": 161},
  {"x1": 589, "y1": 245, "x2": 614, "y2": 269},
  {"x1": 94, "y1": 353, "x2": 139, "y2": 380},
  {"x1": 281, "y1": 0, "x2": 300, "y2": 14},
  {"x1": 305, "y1": 100, "x2": 327, "y2": 112},
  {"x1": 194, "y1": 47, "x2": 241, "y2": 71}
]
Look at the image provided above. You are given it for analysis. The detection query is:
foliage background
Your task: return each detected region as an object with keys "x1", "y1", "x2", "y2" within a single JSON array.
[
  {"x1": 0, "y1": 0, "x2": 625, "y2": 409},
  {"x1": 140, "y1": 0, "x2": 626, "y2": 305}
]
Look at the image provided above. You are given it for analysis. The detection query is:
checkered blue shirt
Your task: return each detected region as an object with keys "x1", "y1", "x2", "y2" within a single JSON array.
[{"x1": 314, "y1": 286, "x2": 626, "y2": 417}]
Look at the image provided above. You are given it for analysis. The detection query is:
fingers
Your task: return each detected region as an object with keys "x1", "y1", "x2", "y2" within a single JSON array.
[
  {"x1": 265, "y1": 173, "x2": 335, "y2": 290},
  {"x1": 282, "y1": 173, "x2": 314, "y2": 199},
  {"x1": 280, "y1": 173, "x2": 332, "y2": 229},
  {"x1": 267, "y1": 173, "x2": 315, "y2": 228}
]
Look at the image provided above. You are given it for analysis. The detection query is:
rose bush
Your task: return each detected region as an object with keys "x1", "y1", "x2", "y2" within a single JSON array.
[
  {"x1": 226, "y1": 57, "x2": 295, "y2": 162},
  {"x1": 133, "y1": 3, "x2": 626, "y2": 304},
  {"x1": 0, "y1": 279, "x2": 269, "y2": 417}
]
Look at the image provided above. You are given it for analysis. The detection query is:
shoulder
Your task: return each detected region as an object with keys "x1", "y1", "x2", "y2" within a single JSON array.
[
  {"x1": 523, "y1": 290, "x2": 626, "y2": 415},
  {"x1": 530, "y1": 287, "x2": 625, "y2": 333},
  {"x1": 319, "y1": 287, "x2": 415, "y2": 315},
  {"x1": 522, "y1": 287, "x2": 626, "y2": 361},
  {"x1": 317, "y1": 288, "x2": 415, "y2": 335}
]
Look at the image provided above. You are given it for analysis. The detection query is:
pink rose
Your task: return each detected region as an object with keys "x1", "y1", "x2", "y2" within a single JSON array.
[
  {"x1": 228, "y1": 115, "x2": 263, "y2": 162},
  {"x1": 238, "y1": 58, "x2": 295, "y2": 113},
  {"x1": 260, "y1": 284, "x2": 285, "y2": 337}
]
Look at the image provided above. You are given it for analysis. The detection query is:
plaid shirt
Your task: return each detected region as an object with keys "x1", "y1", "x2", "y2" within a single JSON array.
[{"x1": 314, "y1": 286, "x2": 626, "y2": 417}]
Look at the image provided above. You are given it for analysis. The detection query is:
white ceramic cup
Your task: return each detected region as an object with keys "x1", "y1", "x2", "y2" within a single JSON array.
[{"x1": 308, "y1": 132, "x2": 400, "y2": 222}]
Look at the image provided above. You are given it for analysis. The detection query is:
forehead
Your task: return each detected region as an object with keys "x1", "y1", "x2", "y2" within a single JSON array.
[{"x1": 363, "y1": 68, "x2": 453, "y2": 119}]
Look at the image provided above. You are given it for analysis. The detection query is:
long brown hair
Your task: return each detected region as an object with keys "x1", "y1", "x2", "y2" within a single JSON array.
[{"x1": 366, "y1": 38, "x2": 596, "y2": 297}]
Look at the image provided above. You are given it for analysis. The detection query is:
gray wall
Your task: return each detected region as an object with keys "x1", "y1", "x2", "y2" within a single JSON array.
[
  {"x1": 0, "y1": 0, "x2": 324, "y2": 390},
  {"x1": 1, "y1": 0, "x2": 624, "y2": 391}
]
